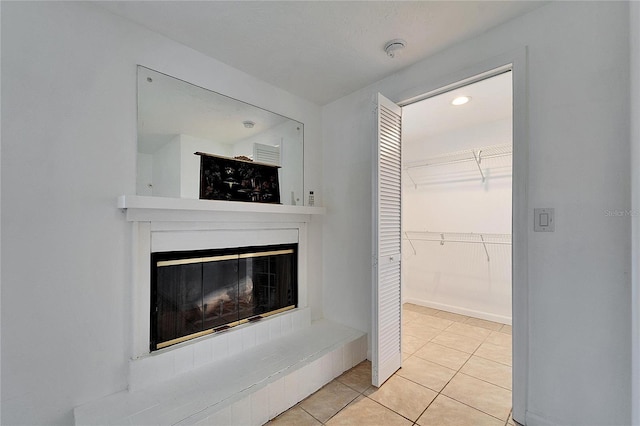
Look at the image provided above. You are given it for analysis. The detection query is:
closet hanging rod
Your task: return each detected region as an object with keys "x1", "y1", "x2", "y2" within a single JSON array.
[
  {"x1": 405, "y1": 237, "x2": 511, "y2": 245},
  {"x1": 403, "y1": 231, "x2": 512, "y2": 262},
  {"x1": 404, "y1": 231, "x2": 511, "y2": 241},
  {"x1": 404, "y1": 143, "x2": 512, "y2": 170},
  {"x1": 404, "y1": 151, "x2": 511, "y2": 170}
]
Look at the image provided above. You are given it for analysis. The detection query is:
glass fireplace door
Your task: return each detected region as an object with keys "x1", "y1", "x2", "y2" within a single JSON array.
[
  {"x1": 240, "y1": 249, "x2": 296, "y2": 318},
  {"x1": 151, "y1": 245, "x2": 297, "y2": 351}
]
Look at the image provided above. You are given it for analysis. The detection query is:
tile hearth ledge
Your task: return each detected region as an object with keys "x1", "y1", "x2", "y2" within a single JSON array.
[
  {"x1": 118, "y1": 195, "x2": 325, "y2": 222},
  {"x1": 74, "y1": 318, "x2": 366, "y2": 426}
]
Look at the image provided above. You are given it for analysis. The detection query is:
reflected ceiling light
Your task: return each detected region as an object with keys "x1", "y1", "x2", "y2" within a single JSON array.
[
  {"x1": 451, "y1": 96, "x2": 471, "y2": 106},
  {"x1": 384, "y1": 39, "x2": 407, "y2": 58},
  {"x1": 242, "y1": 120, "x2": 255, "y2": 128}
]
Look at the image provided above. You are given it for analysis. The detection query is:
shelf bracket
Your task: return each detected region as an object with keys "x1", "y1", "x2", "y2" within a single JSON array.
[
  {"x1": 405, "y1": 232, "x2": 417, "y2": 255},
  {"x1": 480, "y1": 234, "x2": 490, "y2": 262},
  {"x1": 472, "y1": 150, "x2": 486, "y2": 182},
  {"x1": 440, "y1": 233, "x2": 445, "y2": 246},
  {"x1": 405, "y1": 169, "x2": 417, "y2": 189}
]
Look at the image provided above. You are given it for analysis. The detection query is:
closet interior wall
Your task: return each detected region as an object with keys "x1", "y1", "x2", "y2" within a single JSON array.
[{"x1": 402, "y1": 78, "x2": 513, "y2": 324}]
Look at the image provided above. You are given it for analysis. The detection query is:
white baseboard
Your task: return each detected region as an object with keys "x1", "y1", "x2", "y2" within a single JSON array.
[{"x1": 403, "y1": 297, "x2": 512, "y2": 325}]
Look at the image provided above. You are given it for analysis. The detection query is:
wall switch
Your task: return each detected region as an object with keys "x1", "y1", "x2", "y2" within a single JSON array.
[{"x1": 534, "y1": 208, "x2": 555, "y2": 232}]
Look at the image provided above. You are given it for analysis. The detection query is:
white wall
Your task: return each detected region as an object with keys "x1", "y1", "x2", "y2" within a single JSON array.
[
  {"x1": 136, "y1": 153, "x2": 153, "y2": 196},
  {"x1": 631, "y1": 2, "x2": 640, "y2": 424},
  {"x1": 323, "y1": 2, "x2": 631, "y2": 425},
  {"x1": 403, "y1": 117, "x2": 512, "y2": 323},
  {"x1": 152, "y1": 135, "x2": 181, "y2": 197},
  {"x1": 276, "y1": 121, "x2": 304, "y2": 206},
  {"x1": 0, "y1": 2, "x2": 323, "y2": 424}
]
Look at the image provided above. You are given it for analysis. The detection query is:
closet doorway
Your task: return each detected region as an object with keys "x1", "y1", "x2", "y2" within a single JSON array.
[
  {"x1": 402, "y1": 71, "x2": 513, "y2": 324},
  {"x1": 398, "y1": 70, "x2": 515, "y2": 420}
]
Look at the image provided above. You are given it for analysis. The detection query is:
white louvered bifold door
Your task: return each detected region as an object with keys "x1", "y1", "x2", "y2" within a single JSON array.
[{"x1": 372, "y1": 93, "x2": 402, "y2": 387}]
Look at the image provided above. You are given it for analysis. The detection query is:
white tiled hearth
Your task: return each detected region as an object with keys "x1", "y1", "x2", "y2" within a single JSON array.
[
  {"x1": 74, "y1": 317, "x2": 366, "y2": 425},
  {"x1": 72, "y1": 197, "x2": 367, "y2": 425},
  {"x1": 129, "y1": 307, "x2": 312, "y2": 392}
]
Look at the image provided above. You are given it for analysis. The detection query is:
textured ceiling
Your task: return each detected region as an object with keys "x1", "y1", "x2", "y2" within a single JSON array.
[{"x1": 98, "y1": 1, "x2": 544, "y2": 105}]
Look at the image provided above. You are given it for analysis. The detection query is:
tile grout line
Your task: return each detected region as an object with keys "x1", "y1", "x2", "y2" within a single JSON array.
[
  {"x1": 435, "y1": 312, "x2": 512, "y2": 422},
  {"x1": 297, "y1": 405, "x2": 324, "y2": 425},
  {"x1": 279, "y1": 364, "x2": 370, "y2": 426},
  {"x1": 272, "y1": 306, "x2": 511, "y2": 425},
  {"x1": 321, "y1": 363, "x2": 435, "y2": 425},
  {"x1": 362, "y1": 395, "x2": 419, "y2": 424},
  {"x1": 316, "y1": 391, "x2": 360, "y2": 426},
  {"x1": 504, "y1": 408, "x2": 514, "y2": 426},
  {"x1": 407, "y1": 306, "x2": 513, "y2": 422},
  {"x1": 311, "y1": 367, "x2": 374, "y2": 425},
  {"x1": 402, "y1": 309, "x2": 513, "y2": 423}
]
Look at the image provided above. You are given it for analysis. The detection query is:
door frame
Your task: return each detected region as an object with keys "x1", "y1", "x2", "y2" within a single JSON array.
[{"x1": 392, "y1": 47, "x2": 529, "y2": 422}]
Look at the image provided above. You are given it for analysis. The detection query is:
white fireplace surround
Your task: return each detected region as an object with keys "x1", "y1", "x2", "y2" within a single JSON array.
[
  {"x1": 73, "y1": 196, "x2": 367, "y2": 426},
  {"x1": 133, "y1": 225, "x2": 304, "y2": 387},
  {"x1": 122, "y1": 196, "x2": 323, "y2": 376}
]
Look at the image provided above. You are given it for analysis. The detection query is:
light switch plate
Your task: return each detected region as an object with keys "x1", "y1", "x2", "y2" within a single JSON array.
[{"x1": 534, "y1": 208, "x2": 555, "y2": 232}]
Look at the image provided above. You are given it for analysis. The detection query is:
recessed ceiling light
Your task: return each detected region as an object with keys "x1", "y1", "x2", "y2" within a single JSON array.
[
  {"x1": 451, "y1": 96, "x2": 471, "y2": 106},
  {"x1": 243, "y1": 120, "x2": 255, "y2": 129}
]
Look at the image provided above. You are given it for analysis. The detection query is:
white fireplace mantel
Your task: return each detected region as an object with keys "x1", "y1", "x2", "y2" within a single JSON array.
[{"x1": 118, "y1": 195, "x2": 325, "y2": 222}]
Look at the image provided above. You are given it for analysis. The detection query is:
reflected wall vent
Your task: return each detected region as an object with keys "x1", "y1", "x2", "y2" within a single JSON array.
[{"x1": 254, "y1": 142, "x2": 281, "y2": 166}]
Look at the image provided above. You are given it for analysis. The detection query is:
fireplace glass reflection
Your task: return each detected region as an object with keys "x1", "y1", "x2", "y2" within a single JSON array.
[{"x1": 151, "y1": 244, "x2": 297, "y2": 351}]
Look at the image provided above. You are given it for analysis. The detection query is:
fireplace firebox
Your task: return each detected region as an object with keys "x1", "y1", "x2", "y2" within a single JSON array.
[{"x1": 150, "y1": 244, "x2": 297, "y2": 351}]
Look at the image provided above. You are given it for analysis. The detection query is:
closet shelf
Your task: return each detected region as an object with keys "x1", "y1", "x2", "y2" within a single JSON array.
[
  {"x1": 403, "y1": 143, "x2": 512, "y2": 187},
  {"x1": 403, "y1": 231, "x2": 511, "y2": 262}
]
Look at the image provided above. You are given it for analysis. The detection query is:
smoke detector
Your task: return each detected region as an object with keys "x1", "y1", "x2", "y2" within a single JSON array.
[
  {"x1": 242, "y1": 120, "x2": 255, "y2": 129},
  {"x1": 384, "y1": 39, "x2": 407, "y2": 58}
]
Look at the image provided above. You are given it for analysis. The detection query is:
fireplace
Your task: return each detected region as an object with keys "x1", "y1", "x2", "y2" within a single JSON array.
[{"x1": 150, "y1": 243, "x2": 298, "y2": 351}]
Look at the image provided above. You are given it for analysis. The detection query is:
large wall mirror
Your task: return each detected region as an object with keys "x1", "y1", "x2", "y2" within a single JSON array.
[{"x1": 137, "y1": 66, "x2": 304, "y2": 205}]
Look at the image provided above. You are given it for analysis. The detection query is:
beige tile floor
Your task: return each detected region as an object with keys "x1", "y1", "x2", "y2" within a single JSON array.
[{"x1": 266, "y1": 303, "x2": 515, "y2": 426}]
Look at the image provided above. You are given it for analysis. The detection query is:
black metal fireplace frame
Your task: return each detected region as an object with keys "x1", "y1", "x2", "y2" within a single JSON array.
[{"x1": 150, "y1": 243, "x2": 298, "y2": 351}]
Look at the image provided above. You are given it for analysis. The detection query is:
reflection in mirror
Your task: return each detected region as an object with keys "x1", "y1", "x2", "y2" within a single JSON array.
[{"x1": 137, "y1": 66, "x2": 304, "y2": 205}]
